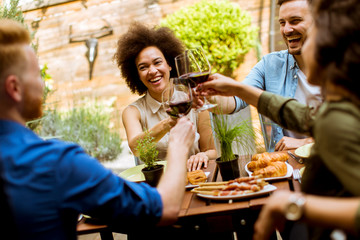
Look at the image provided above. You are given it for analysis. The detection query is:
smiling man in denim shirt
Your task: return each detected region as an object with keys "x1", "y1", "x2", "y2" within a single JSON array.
[{"x1": 206, "y1": 0, "x2": 320, "y2": 151}]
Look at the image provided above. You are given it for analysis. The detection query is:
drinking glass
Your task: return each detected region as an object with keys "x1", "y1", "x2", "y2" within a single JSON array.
[
  {"x1": 175, "y1": 46, "x2": 217, "y2": 112},
  {"x1": 162, "y1": 78, "x2": 193, "y2": 118}
]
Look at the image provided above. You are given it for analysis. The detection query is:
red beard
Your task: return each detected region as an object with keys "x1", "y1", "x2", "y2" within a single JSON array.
[{"x1": 22, "y1": 88, "x2": 43, "y2": 121}]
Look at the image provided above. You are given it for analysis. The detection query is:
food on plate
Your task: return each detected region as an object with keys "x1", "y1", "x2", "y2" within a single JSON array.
[
  {"x1": 248, "y1": 152, "x2": 289, "y2": 172},
  {"x1": 187, "y1": 170, "x2": 207, "y2": 185},
  {"x1": 251, "y1": 152, "x2": 289, "y2": 162},
  {"x1": 253, "y1": 161, "x2": 287, "y2": 178},
  {"x1": 191, "y1": 176, "x2": 268, "y2": 196},
  {"x1": 247, "y1": 158, "x2": 270, "y2": 171}
]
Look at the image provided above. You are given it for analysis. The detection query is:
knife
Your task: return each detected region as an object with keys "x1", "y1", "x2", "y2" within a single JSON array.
[{"x1": 287, "y1": 151, "x2": 304, "y2": 164}]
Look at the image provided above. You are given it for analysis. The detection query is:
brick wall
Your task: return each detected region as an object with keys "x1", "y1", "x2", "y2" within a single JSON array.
[{"x1": 22, "y1": 0, "x2": 274, "y2": 139}]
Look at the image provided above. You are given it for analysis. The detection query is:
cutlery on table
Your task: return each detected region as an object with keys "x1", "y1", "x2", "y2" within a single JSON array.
[
  {"x1": 287, "y1": 151, "x2": 304, "y2": 164},
  {"x1": 293, "y1": 169, "x2": 301, "y2": 184}
]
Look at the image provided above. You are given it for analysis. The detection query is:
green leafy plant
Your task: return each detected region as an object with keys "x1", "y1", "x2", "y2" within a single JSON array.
[
  {"x1": 34, "y1": 102, "x2": 123, "y2": 162},
  {"x1": 161, "y1": 0, "x2": 258, "y2": 77},
  {"x1": 0, "y1": 0, "x2": 24, "y2": 23},
  {"x1": 136, "y1": 131, "x2": 159, "y2": 170},
  {"x1": 212, "y1": 112, "x2": 255, "y2": 162}
]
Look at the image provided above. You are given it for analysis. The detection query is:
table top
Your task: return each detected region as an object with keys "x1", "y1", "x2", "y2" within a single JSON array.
[
  {"x1": 77, "y1": 150, "x2": 304, "y2": 235},
  {"x1": 178, "y1": 151, "x2": 302, "y2": 218}
]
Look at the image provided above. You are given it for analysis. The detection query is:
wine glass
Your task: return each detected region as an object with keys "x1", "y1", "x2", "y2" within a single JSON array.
[
  {"x1": 175, "y1": 46, "x2": 217, "y2": 112},
  {"x1": 162, "y1": 78, "x2": 193, "y2": 118}
]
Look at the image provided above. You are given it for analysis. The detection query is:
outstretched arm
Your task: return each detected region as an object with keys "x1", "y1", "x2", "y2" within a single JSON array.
[
  {"x1": 156, "y1": 117, "x2": 195, "y2": 225},
  {"x1": 253, "y1": 190, "x2": 360, "y2": 240},
  {"x1": 198, "y1": 73, "x2": 263, "y2": 108},
  {"x1": 122, "y1": 105, "x2": 177, "y2": 156},
  {"x1": 187, "y1": 110, "x2": 217, "y2": 171}
]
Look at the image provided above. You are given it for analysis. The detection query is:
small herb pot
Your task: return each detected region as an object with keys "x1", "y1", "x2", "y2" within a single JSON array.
[
  {"x1": 141, "y1": 164, "x2": 164, "y2": 187},
  {"x1": 216, "y1": 155, "x2": 240, "y2": 181}
]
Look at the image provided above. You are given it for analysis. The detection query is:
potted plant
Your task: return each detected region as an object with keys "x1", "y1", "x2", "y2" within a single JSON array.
[
  {"x1": 136, "y1": 131, "x2": 164, "y2": 187},
  {"x1": 212, "y1": 112, "x2": 255, "y2": 181}
]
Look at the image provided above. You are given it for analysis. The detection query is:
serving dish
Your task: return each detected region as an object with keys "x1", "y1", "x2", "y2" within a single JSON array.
[
  {"x1": 196, "y1": 184, "x2": 277, "y2": 200},
  {"x1": 245, "y1": 162, "x2": 293, "y2": 181}
]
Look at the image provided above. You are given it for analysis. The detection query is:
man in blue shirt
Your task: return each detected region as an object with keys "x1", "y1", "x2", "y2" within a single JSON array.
[
  {"x1": 208, "y1": 0, "x2": 320, "y2": 151},
  {"x1": 0, "y1": 19, "x2": 195, "y2": 240}
]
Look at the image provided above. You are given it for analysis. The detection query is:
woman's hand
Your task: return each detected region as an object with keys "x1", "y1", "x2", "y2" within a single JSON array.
[{"x1": 187, "y1": 152, "x2": 209, "y2": 172}]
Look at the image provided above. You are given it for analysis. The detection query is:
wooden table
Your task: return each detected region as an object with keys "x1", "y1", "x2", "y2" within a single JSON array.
[{"x1": 78, "y1": 152, "x2": 304, "y2": 240}]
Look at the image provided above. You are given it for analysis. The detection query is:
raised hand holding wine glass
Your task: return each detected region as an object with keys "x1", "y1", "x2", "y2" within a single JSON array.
[
  {"x1": 162, "y1": 78, "x2": 193, "y2": 118},
  {"x1": 175, "y1": 46, "x2": 217, "y2": 112}
]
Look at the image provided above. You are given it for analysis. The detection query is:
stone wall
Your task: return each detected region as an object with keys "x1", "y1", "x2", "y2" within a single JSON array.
[{"x1": 22, "y1": 0, "x2": 276, "y2": 140}]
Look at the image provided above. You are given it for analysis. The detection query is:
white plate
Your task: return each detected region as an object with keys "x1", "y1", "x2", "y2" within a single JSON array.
[
  {"x1": 295, "y1": 143, "x2": 314, "y2": 158},
  {"x1": 245, "y1": 162, "x2": 293, "y2": 181},
  {"x1": 119, "y1": 162, "x2": 210, "y2": 188},
  {"x1": 119, "y1": 161, "x2": 167, "y2": 182},
  {"x1": 186, "y1": 172, "x2": 211, "y2": 189},
  {"x1": 197, "y1": 184, "x2": 277, "y2": 200}
]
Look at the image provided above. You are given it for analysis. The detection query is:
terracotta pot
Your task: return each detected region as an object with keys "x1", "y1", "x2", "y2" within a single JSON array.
[
  {"x1": 141, "y1": 164, "x2": 164, "y2": 187},
  {"x1": 215, "y1": 155, "x2": 240, "y2": 181}
]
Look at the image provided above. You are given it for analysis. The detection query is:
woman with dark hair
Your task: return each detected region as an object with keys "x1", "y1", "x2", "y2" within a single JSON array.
[
  {"x1": 115, "y1": 22, "x2": 216, "y2": 171},
  {"x1": 198, "y1": 0, "x2": 360, "y2": 238}
]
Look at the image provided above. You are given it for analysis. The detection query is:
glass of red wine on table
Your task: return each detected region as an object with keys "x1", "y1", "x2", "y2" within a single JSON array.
[
  {"x1": 162, "y1": 77, "x2": 193, "y2": 119},
  {"x1": 175, "y1": 46, "x2": 217, "y2": 112}
]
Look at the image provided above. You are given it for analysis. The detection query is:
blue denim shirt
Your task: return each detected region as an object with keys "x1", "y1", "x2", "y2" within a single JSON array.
[{"x1": 234, "y1": 50, "x2": 300, "y2": 144}]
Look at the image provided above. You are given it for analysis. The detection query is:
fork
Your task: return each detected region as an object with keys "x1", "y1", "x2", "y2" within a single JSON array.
[{"x1": 293, "y1": 169, "x2": 302, "y2": 183}]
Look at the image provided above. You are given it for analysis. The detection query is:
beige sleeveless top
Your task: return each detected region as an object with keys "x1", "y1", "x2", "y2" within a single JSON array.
[{"x1": 130, "y1": 92, "x2": 200, "y2": 161}]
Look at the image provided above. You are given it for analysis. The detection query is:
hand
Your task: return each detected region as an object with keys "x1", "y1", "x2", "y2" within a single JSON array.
[
  {"x1": 187, "y1": 152, "x2": 209, "y2": 172},
  {"x1": 191, "y1": 88, "x2": 205, "y2": 109},
  {"x1": 168, "y1": 117, "x2": 195, "y2": 152},
  {"x1": 275, "y1": 137, "x2": 313, "y2": 151},
  {"x1": 197, "y1": 73, "x2": 239, "y2": 97},
  {"x1": 253, "y1": 190, "x2": 290, "y2": 240}
]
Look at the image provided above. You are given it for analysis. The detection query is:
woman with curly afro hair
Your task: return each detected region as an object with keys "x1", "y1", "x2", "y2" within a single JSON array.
[{"x1": 115, "y1": 22, "x2": 217, "y2": 171}]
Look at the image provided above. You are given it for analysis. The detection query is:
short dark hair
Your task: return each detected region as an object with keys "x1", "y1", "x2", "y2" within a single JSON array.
[
  {"x1": 312, "y1": 0, "x2": 360, "y2": 101},
  {"x1": 114, "y1": 22, "x2": 185, "y2": 95},
  {"x1": 277, "y1": 0, "x2": 312, "y2": 6}
]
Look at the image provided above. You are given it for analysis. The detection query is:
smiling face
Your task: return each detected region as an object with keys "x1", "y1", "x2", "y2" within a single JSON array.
[
  {"x1": 135, "y1": 46, "x2": 172, "y2": 100},
  {"x1": 279, "y1": 0, "x2": 312, "y2": 55}
]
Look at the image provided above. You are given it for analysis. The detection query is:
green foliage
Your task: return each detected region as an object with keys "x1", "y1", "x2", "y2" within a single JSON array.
[
  {"x1": 0, "y1": 0, "x2": 38, "y2": 51},
  {"x1": 0, "y1": 0, "x2": 24, "y2": 23},
  {"x1": 34, "y1": 102, "x2": 123, "y2": 162},
  {"x1": 136, "y1": 131, "x2": 159, "y2": 170},
  {"x1": 212, "y1": 113, "x2": 255, "y2": 162},
  {"x1": 161, "y1": 0, "x2": 258, "y2": 77}
]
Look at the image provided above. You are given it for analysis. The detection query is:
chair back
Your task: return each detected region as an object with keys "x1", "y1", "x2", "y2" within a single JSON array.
[{"x1": 258, "y1": 114, "x2": 277, "y2": 152}]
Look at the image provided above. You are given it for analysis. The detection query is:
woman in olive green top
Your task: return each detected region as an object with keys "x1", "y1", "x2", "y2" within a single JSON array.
[{"x1": 197, "y1": 0, "x2": 360, "y2": 239}]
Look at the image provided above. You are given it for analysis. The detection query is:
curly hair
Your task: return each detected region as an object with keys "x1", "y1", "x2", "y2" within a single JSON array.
[
  {"x1": 114, "y1": 22, "x2": 185, "y2": 95},
  {"x1": 312, "y1": 0, "x2": 360, "y2": 100},
  {"x1": 277, "y1": 0, "x2": 312, "y2": 6}
]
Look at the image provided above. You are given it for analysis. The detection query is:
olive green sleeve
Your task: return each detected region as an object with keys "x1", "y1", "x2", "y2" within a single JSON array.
[
  {"x1": 355, "y1": 202, "x2": 360, "y2": 237},
  {"x1": 258, "y1": 92, "x2": 314, "y2": 135}
]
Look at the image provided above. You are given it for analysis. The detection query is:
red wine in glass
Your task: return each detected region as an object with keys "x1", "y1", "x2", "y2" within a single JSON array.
[
  {"x1": 166, "y1": 100, "x2": 192, "y2": 118},
  {"x1": 188, "y1": 72, "x2": 210, "y2": 85},
  {"x1": 175, "y1": 47, "x2": 216, "y2": 112},
  {"x1": 162, "y1": 77, "x2": 193, "y2": 118}
]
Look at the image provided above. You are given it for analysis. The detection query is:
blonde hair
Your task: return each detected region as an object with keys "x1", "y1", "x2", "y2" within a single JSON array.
[{"x1": 0, "y1": 19, "x2": 31, "y2": 81}]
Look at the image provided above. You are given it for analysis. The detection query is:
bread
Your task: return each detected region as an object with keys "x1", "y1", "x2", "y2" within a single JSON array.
[
  {"x1": 247, "y1": 158, "x2": 270, "y2": 171},
  {"x1": 252, "y1": 152, "x2": 289, "y2": 162},
  {"x1": 187, "y1": 170, "x2": 207, "y2": 185},
  {"x1": 253, "y1": 161, "x2": 287, "y2": 178}
]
